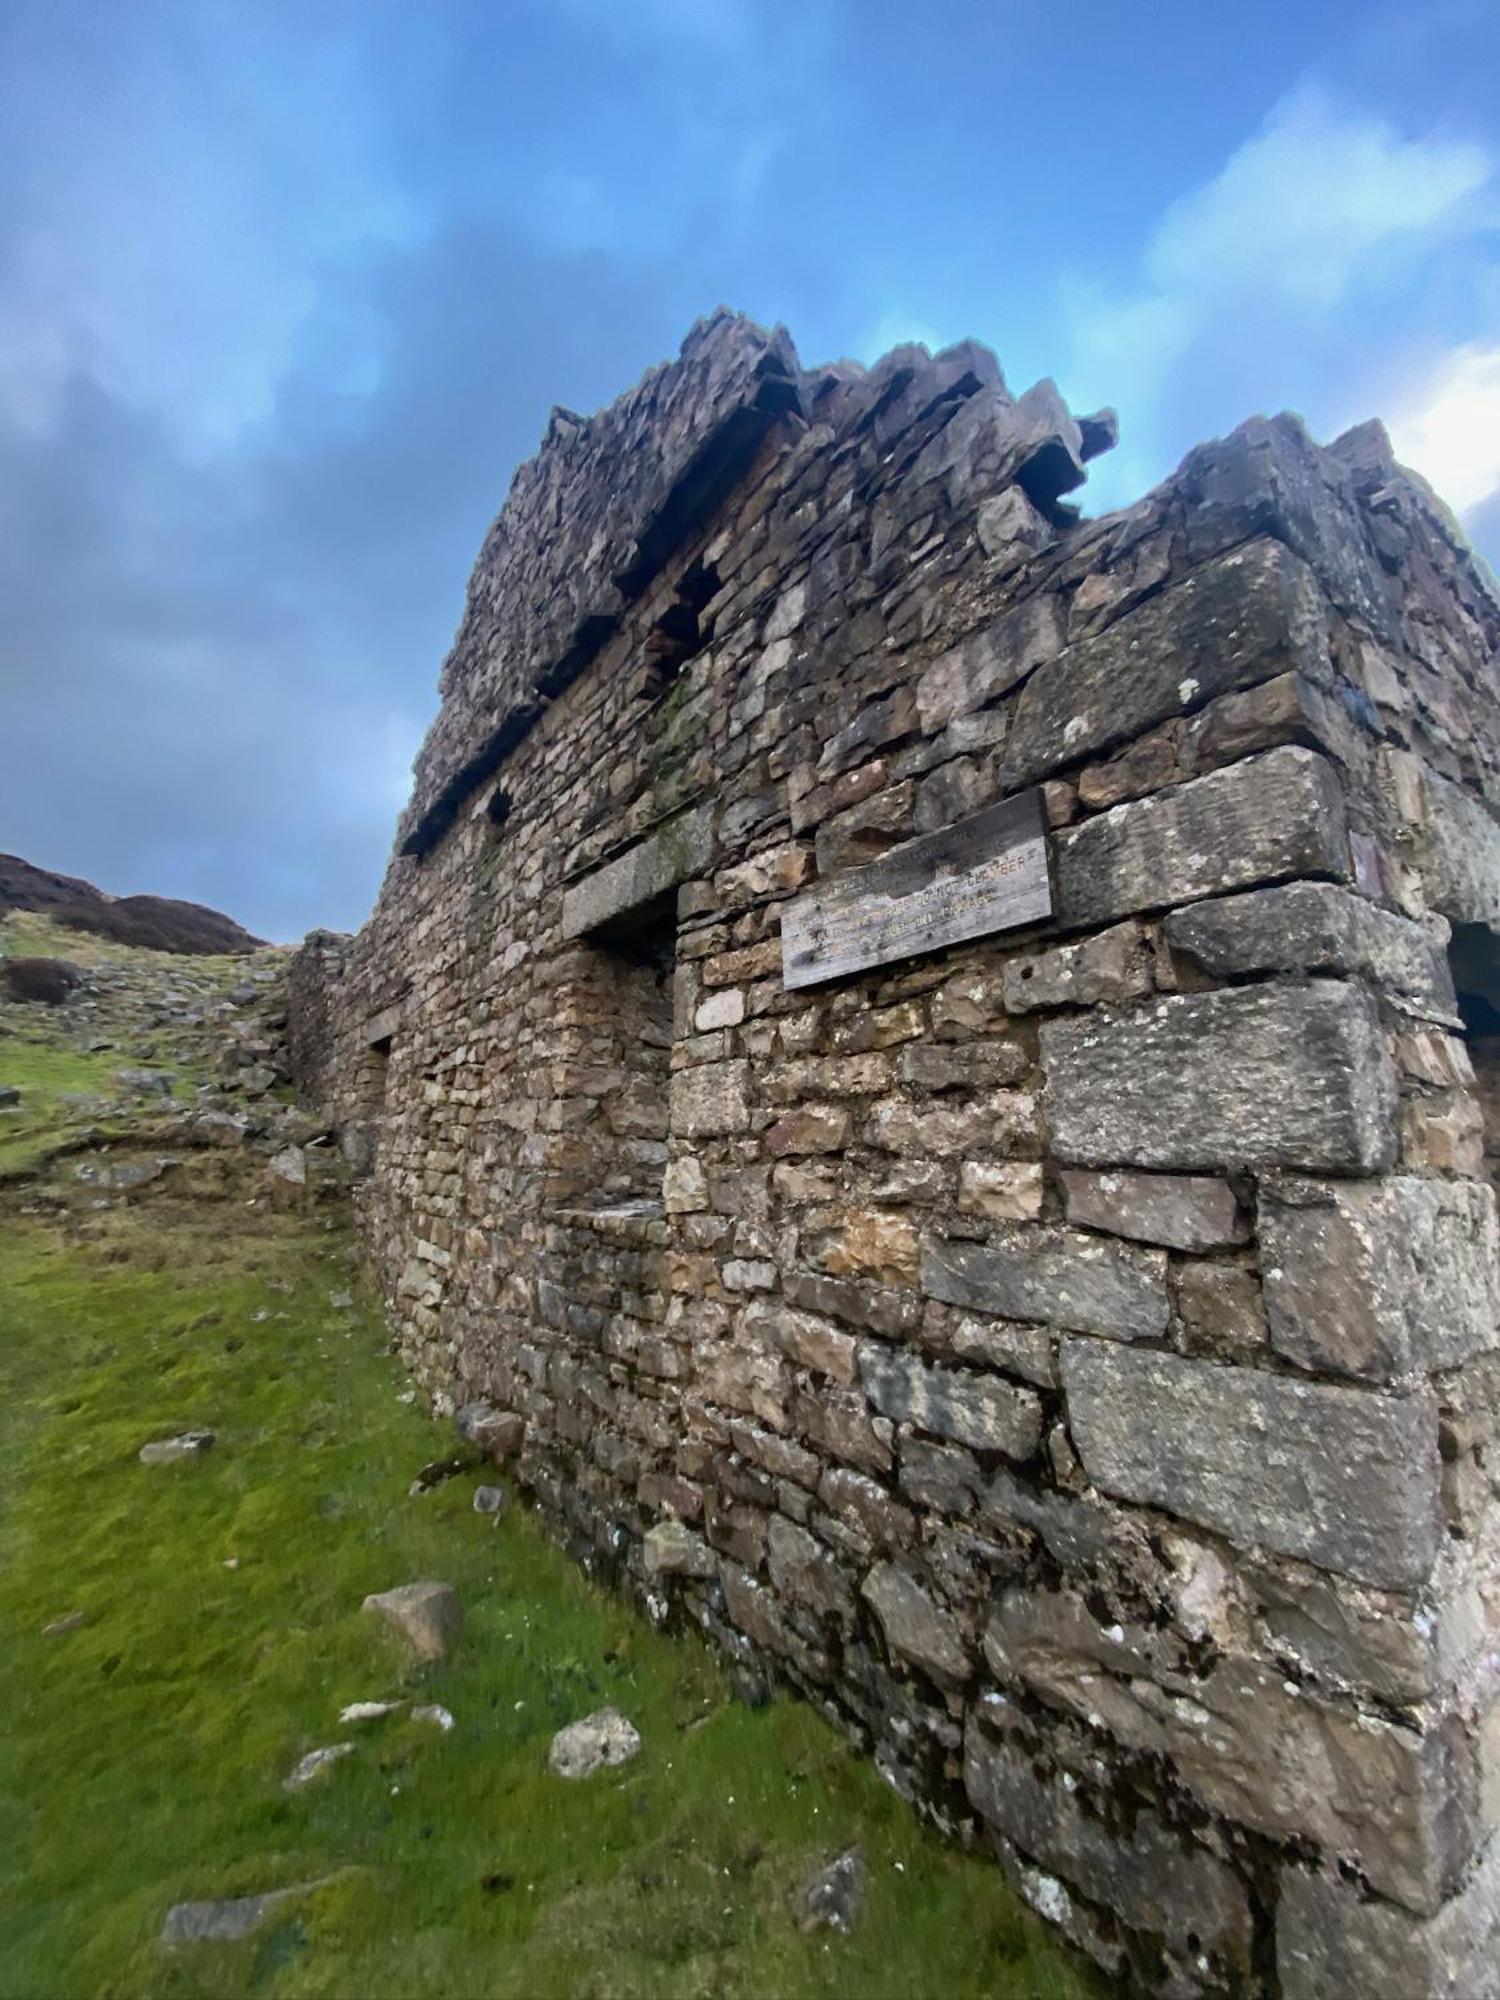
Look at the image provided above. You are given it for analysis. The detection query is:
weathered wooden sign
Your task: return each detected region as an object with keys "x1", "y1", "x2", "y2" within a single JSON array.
[{"x1": 782, "y1": 788, "x2": 1051, "y2": 990}]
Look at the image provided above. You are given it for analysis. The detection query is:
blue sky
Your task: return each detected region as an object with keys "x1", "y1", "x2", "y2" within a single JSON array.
[{"x1": 2, "y1": 0, "x2": 1497, "y2": 939}]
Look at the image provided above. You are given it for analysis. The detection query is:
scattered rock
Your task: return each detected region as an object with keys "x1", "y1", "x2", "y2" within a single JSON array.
[
  {"x1": 42, "y1": 1610, "x2": 88, "y2": 1636},
  {"x1": 284, "y1": 1742, "x2": 355, "y2": 1789},
  {"x1": 472, "y1": 1483, "x2": 508, "y2": 1519},
  {"x1": 328, "y1": 1290, "x2": 354, "y2": 1311},
  {"x1": 339, "y1": 1700, "x2": 402, "y2": 1723},
  {"x1": 798, "y1": 1847, "x2": 868, "y2": 1934},
  {"x1": 412, "y1": 1702, "x2": 454, "y2": 1732},
  {"x1": 161, "y1": 1879, "x2": 332, "y2": 1945},
  {"x1": 116, "y1": 1067, "x2": 175, "y2": 1096},
  {"x1": 0, "y1": 1084, "x2": 20, "y2": 1106},
  {"x1": 75, "y1": 1157, "x2": 176, "y2": 1193},
  {"x1": 548, "y1": 1706, "x2": 641, "y2": 1779},
  {"x1": 454, "y1": 1400, "x2": 525, "y2": 1460},
  {"x1": 361, "y1": 1580, "x2": 463, "y2": 1662},
  {"x1": 138, "y1": 1430, "x2": 215, "y2": 1465}
]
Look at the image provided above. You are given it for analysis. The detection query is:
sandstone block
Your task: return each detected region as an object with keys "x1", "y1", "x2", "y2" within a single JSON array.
[
  {"x1": 958, "y1": 1161, "x2": 1045, "y2": 1222},
  {"x1": 642, "y1": 1519, "x2": 716, "y2": 1578},
  {"x1": 1260, "y1": 1177, "x2": 1500, "y2": 1381},
  {"x1": 744, "y1": 1298, "x2": 859, "y2": 1385},
  {"x1": 1002, "y1": 921, "x2": 1153, "y2": 1013},
  {"x1": 914, "y1": 594, "x2": 1066, "y2": 733},
  {"x1": 1002, "y1": 536, "x2": 1327, "y2": 785},
  {"x1": 857, "y1": 1344, "x2": 1043, "y2": 1459},
  {"x1": 921, "y1": 1232, "x2": 1168, "y2": 1341},
  {"x1": 560, "y1": 804, "x2": 713, "y2": 938},
  {"x1": 1052, "y1": 746, "x2": 1349, "y2": 929},
  {"x1": 764, "y1": 1105, "x2": 850, "y2": 1156},
  {"x1": 670, "y1": 1060, "x2": 750, "y2": 1137},
  {"x1": 1041, "y1": 981, "x2": 1397, "y2": 1174},
  {"x1": 860, "y1": 1560, "x2": 971, "y2": 1687},
  {"x1": 1059, "y1": 1340, "x2": 1441, "y2": 1588},
  {"x1": 1060, "y1": 1168, "x2": 1245, "y2": 1251},
  {"x1": 1165, "y1": 880, "x2": 1456, "y2": 1019}
]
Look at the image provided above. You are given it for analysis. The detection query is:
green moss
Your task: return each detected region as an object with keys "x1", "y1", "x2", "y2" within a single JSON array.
[
  {"x1": 0, "y1": 1207, "x2": 1098, "y2": 2000},
  {"x1": 0, "y1": 1037, "x2": 124, "y2": 1176}
]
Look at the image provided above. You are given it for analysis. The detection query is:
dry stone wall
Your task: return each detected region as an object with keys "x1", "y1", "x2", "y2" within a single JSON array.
[{"x1": 289, "y1": 309, "x2": 1500, "y2": 1996}]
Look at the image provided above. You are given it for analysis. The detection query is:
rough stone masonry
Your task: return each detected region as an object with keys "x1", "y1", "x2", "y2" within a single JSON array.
[{"x1": 287, "y1": 310, "x2": 1500, "y2": 1996}]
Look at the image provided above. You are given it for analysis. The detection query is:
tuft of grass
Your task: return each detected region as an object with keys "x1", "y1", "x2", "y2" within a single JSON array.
[
  {"x1": 0, "y1": 1037, "x2": 126, "y2": 1176},
  {"x1": 0, "y1": 1204, "x2": 1099, "y2": 2000}
]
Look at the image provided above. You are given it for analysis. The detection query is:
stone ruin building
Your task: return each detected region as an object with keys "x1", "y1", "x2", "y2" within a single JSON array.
[{"x1": 287, "y1": 309, "x2": 1500, "y2": 1995}]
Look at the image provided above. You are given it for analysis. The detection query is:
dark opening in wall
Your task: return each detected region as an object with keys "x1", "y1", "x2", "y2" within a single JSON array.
[
  {"x1": 344, "y1": 1033, "x2": 392, "y2": 1179},
  {"x1": 572, "y1": 897, "x2": 676, "y2": 1210},
  {"x1": 1448, "y1": 923, "x2": 1500, "y2": 1188},
  {"x1": 644, "y1": 559, "x2": 721, "y2": 691}
]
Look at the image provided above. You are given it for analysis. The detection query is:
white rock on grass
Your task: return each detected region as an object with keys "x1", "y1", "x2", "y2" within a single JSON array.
[
  {"x1": 412, "y1": 1703, "x2": 454, "y2": 1732},
  {"x1": 284, "y1": 1743, "x2": 354, "y2": 1790},
  {"x1": 548, "y1": 1706, "x2": 641, "y2": 1779},
  {"x1": 161, "y1": 1879, "x2": 333, "y2": 1945},
  {"x1": 138, "y1": 1431, "x2": 215, "y2": 1465},
  {"x1": 339, "y1": 1700, "x2": 403, "y2": 1724}
]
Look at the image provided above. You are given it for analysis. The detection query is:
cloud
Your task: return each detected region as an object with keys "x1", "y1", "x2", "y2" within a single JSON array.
[
  {"x1": 1062, "y1": 85, "x2": 1495, "y2": 515},
  {"x1": 1387, "y1": 343, "x2": 1500, "y2": 514},
  {"x1": 0, "y1": 219, "x2": 692, "y2": 939}
]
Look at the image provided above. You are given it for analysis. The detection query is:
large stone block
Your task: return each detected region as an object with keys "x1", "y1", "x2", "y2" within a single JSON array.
[
  {"x1": 920, "y1": 1231, "x2": 1169, "y2": 1341},
  {"x1": 984, "y1": 1583, "x2": 1476, "y2": 1912},
  {"x1": 1260, "y1": 1176, "x2": 1500, "y2": 1381},
  {"x1": 1002, "y1": 536, "x2": 1328, "y2": 786},
  {"x1": 1059, "y1": 1339, "x2": 1441, "y2": 1588},
  {"x1": 1278, "y1": 1841, "x2": 1500, "y2": 2000},
  {"x1": 1165, "y1": 880, "x2": 1457, "y2": 1019},
  {"x1": 560, "y1": 804, "x2": 713, "y2": 939},
  {"x1": 1041, "y1": 980, "x2": 1398, "y2": 1174},
  {"x1": 669, "y1": 1059, "x2": 750, "y2": 1137},
  {"x1": 857, "y1": 1344, "x2": 1043, "y2": 1460},
  {"x1": 963, "y1": 1717, "x2": 1254, "y2": 1982},
  {"x1": 914, "y1": 594, "x2": 1066, "y2": 733},
  {"x1": 1417, "y1": 768, "x2": 1500, "y2": 930},
  {"x1": 1051, "y1": 747, "x2": 1349, "y2": 928}
]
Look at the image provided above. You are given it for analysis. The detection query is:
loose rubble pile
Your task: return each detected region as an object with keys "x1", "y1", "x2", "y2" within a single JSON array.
[{"x1": 288, "y1": 310, "x2": 1500, "y2": 1996}]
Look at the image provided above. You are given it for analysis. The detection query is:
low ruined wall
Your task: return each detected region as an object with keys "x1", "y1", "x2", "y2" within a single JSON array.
[{"x1": 291, "y1": 314, "x2": 1500, "y2": 1995}]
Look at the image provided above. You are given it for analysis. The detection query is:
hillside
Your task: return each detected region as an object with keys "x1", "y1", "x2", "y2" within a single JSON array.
[{"x1": 0, "y1": 852, "x2": 265, "y2": 955}]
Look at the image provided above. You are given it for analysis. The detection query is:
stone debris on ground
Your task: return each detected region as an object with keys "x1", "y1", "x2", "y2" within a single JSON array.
[
  {"x1": 283, "y1": 1743, "x2": 355, "y2": 1790},
  {"x1": 797, "y1": 1847, "x2": 868, "y2": 1935},
  {"x1": 547, "y1": 1706, "x2": 641, "y2": 1779},
  {"x1": 360, "y1": 1580, "x2": 463, "y2": 1662},
  {"x1": 472, "y1": 1483, "x2": 507, "y2": 1519},
  {"x1": 138, "y1": 1430, "x2": 215, "y2": 1465},
  {"x1": 160, "y1": 1879, "x2": 333, "y2": 1946},
  {"x1": 339, "y1": 1700, "x2": 403, "y2": 1723}
]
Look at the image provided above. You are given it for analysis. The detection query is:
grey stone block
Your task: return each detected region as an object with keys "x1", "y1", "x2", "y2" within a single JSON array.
[
  {"x1": 1059, "y1": 1339, "x2": 1441, "y2": 1588},
  {"x1": 1002, "y1": 536, "x2": 1328, "y2": 786},
  {"x1": 920, "y1": 1230, "x2": 1169, "y2": 1341},
  {"x1": 860, "y1": 1559, "x2": 971, "y2": 1686},
  {"x1": 1278, "y1": 1841, "x2": 1500, "y2": 2000},
  {"x1": 1260, "y1": 1176, "x2": 1500, "y2": 1381},
  {"x1": 1166, "y1": 880, "x2": 1457, "y2": 1020},
  {"x1": 560, "y1": 804, "x2": 713, "y2": 939},
  {"x1": 1041, "y1": 980, "x2": 1398, "y2": 1174},
  {"x1": 1060, "y1": 1168, "x2": 1246, "y2": 1251},
  {"x1": 1052, "y1": 747, "x2": 1349, "y2": 929},
  {"x1": 963, "y1": 1717, "x2": 1253, "y2": 1981},
  {"x1": 857, "y1": 1344, "x2": 1043, "y2": 1459}
]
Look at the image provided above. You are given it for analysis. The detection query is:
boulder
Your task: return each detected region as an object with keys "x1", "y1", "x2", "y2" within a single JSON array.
[
  {"x1": 548, "y1": 1706, "x2": 641, "y2": 1779},
  {"x1": 361, "y1": 1580, "x2": 463, "y2": 1662}
]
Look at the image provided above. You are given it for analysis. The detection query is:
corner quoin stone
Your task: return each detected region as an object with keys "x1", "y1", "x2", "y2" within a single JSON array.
[
  {"x1": 1041, "y1": 979, "x2": 1398, "y2": 1174},
  {"x1": 1259, "y1": 1176, "x2": 1500, "y2": 1381},
  {"x1": 1058, "y1": 1339, "x2": 1442, "y2": 1588},
  {"x1": 1052, "y1": 746, "x2": 1350, "y2": 929}
]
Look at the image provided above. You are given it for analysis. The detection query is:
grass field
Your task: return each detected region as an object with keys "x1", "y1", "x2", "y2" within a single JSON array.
[{"x1": 0, "y1": 1191, "x2": 1098, "y2": 2000}]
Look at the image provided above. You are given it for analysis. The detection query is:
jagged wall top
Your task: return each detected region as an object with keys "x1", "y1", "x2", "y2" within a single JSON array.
[{"x1": 395, "y1": 310, "x2": 1112, "y2": 857}]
